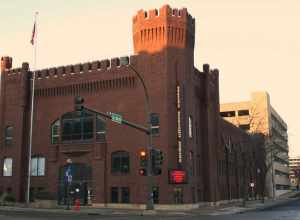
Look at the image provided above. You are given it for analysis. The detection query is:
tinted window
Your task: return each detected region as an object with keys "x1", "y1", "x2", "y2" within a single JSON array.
[{"x1": 111, "y1": 151, "x2": 130, "y2": 174}]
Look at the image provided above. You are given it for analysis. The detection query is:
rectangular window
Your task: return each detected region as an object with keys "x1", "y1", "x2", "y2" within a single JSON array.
[
  {"x1": 188, "y1": 116, "x2": 193, "y2": 138},
  {"x1": 150, "y1": 113, "x2": 160, "y2": 135},
  {"x1": 3, "y1": 158, "x2": 13, "y2": 176},
  {"x1": 5, "y1": 126, "x2": 13, "y2": 146},
  {"x1": 111, "y1": 151, "x2": 130, "y2": 174},
  {"x1": 112, "y1": 157, "x2": 121, "y2": 173},
  {"x1": 189, "y1": 151, "x2": 195, "y2": 176},
  {"x1": 96, "y1": 115, "x2": 106, "y2": 142},
  {"x1": 31, "y1": 158, "x2": 38, "y2": 176},
  {"x1": 239, "y1": 124, "x2": 250, "y2": 131},
  {"x1": 220, "y1": 111, "x2": 235, "y2": 117},
  {"x1": 31, "y1": 157, "x2": 45, "y2": 176},
  {"x1": 111, "y1": 187, "x2": 118, "y2": 203},
  {"x1": 121, "y1": 187, "x2": 130, "y2": 203},
  {"x1": 238, "y1": 109, "x2": 249, "y2": 116}
]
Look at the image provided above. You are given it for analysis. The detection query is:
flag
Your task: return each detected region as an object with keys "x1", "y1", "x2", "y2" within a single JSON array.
[{"x1": 30, "y1": 22, "x2": 36, "y2": 45}]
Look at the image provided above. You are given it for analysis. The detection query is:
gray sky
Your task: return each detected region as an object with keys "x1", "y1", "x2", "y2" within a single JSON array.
[{"x1": 1, "y1": 0, "x2": 299, "y2": 156}]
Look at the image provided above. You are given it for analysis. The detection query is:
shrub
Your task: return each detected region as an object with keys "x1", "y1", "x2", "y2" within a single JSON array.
[
  {"x1": 35, "y1": 191, "x2": 56, "y2": 200},
  {"x1": 4, "y1": 194, "x2": 16, "y2": 202}
]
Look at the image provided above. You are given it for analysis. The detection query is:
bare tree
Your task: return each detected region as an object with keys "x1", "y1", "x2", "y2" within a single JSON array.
[
  {"x1": 236, "y1": 104, "x2": 288, "y2": 202},
  {"x1": 251, "y1": 132, "x2": 287, "y2": 203}
]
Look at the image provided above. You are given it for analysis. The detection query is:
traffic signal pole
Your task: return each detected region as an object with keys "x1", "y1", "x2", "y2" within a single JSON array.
[
  {"x1": 75, "y1": 58, "x2": 155, "y2": 210},
  {"x1": 126, "y1": 63, "x2": 154, "y2": 210}
]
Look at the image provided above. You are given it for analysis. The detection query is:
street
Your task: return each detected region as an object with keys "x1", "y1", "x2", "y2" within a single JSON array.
[{"x1": 0, "y1": 199, "x2": 300, "y2": 220}]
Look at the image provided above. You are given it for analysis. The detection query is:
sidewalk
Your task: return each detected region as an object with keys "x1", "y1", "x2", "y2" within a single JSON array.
[
  {"x1": 0, "y1": 192, "x2": 299, "y2": 217},
  {"x1": 191, "y1": 191, "x2": 300, "y2": 216}
]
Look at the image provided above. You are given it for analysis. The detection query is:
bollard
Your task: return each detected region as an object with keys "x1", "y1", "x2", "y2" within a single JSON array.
[{"x1": 74, "y1": 198, "x2": 80, "y2": 211}]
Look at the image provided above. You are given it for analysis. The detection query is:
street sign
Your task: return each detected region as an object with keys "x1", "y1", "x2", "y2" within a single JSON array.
[{"x1": 111, "y1": 113, "x2": 122, "y2": 124}]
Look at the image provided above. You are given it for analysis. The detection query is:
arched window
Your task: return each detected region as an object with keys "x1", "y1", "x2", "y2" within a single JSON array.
[
  {"x1": 111, "y1": 151, "x2": 130, "y2": 174},
  {"x1": 51, "y1": 120, "x2": 60, "y2": 144},
  {"x1": 61, "y1": 110, "x2": 94, "y2": 142},
  {"x1": 5, "y1": 126, "x2": 13, "y2": 146},
  {"x1": 31, "y1": 156, "x2": 45, "y2": 176},
  {"x1": 51, "y1": 109, "x2": 107, "y2": 144},
  {"x1": 96, "y1": 115, "x2": 106, "y2": 142},
  {"x1": 3, "y1": 158, "x2": 13, "y2": 176}
]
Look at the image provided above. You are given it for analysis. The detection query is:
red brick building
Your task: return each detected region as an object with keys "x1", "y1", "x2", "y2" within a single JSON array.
[{"x1": 0, "y1": 5, "x2": 261, "y2": 207}]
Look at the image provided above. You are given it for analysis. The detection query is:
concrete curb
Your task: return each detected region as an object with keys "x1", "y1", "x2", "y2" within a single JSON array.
[{"x1": 0, "y1": 198, "x2": 298, "y2": 217}]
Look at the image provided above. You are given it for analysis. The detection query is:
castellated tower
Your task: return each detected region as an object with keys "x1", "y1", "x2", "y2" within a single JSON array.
[{"x1": 132, "y1": 5, "x2": 195, "y2": 55}]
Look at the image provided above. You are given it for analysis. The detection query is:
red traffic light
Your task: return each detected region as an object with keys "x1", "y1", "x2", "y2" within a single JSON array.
[{"x1": 139, "y1": 168, "x2": 147, "y2": 176}]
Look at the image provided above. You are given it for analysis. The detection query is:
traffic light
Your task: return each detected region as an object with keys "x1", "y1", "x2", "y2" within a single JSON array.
[
  {"x1": 151, "y1": 149, "x2": 164, "y2": 176},
  {"x1": 139, "y1": 149, "x2": 148, "y2": 176},
  {"x1": 74, "y1": 96, "x2": 84, "y2": 111},
  {"x1": 139, "y1": 168, "x2": 147, "y2": 176},
  {"x1": 139, "y1": 149, "x2": 147, "y2": 167}
]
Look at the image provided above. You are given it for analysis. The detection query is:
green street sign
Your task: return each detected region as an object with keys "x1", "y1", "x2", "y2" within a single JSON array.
[{"x1": 111, "y1": 113, "x2": 122, "y2": 124}]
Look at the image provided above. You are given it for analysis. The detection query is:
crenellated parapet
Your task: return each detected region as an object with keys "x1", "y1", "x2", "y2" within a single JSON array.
[
  {"x1": 3, "y1": 55, "x2": 138, "y2": 82},
  {"x1": 132, "y1": 5, "x2": 195, "y2": 54}
]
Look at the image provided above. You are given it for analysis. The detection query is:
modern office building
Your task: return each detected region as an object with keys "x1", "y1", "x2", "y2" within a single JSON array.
[
  {"x1": 289, "y1": 156, "x2": 300, "y2": 189},
  {"x1": 220, "y1": 92, "x2": 290, "y2": 197}
]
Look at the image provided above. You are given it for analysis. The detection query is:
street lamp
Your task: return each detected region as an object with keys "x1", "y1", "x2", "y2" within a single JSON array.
[{"x1": 120, "y1": 57, "x2": 154, "y2": 210}]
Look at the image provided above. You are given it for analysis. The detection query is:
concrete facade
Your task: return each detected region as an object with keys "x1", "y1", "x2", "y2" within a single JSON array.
[
  {"x1": 0, "y1": 5, "x2": 260, "y2": 207},
  {"x1": 220, "y1": 91, "x2": 290, "y2": 198},
  {"x1": 289, "y1": 156, "x2": 300, "y2": 189}
]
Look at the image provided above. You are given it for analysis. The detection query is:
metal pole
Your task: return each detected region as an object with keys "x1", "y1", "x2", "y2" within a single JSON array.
[
  {"x1": 26, "y1": 12, "x2": 38, "y2": 204},
  {"x1": 128, "y1": 65, "x2": 154, "y2": 210}
]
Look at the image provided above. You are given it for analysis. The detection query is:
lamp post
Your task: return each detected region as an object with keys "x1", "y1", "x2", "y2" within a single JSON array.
[{"x1": 120, "y1": 57, "x2": 154, "y2": 210}]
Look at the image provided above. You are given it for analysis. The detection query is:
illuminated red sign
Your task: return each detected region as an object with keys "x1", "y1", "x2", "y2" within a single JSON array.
[{"x1": 169, "y1": 170, "x2": 187, "y2": 184}]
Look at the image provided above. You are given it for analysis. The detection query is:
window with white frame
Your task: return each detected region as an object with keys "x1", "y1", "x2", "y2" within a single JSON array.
[
  {"x1": 31, "y1": 157, "x2": 45, "y2": 176},
  {"x1": 3, "y1": 158, "x2": 13, "y2": 176},
  {"x1": 188, "y1": 116, "x2": 193, "y2": 138}
]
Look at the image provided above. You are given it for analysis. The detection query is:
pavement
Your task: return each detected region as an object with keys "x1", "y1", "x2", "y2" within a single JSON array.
[{"x1": 0, "y1": 191, "x2": 299, "y2": 217}]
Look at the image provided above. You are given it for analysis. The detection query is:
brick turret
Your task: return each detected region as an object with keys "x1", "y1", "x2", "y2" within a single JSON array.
[
  {"x1": 132, "y1": 5, "x2": 195, "y2": 54},
  {"x1": 1, "y1": 56, "x2": 12, "y2": 73}
]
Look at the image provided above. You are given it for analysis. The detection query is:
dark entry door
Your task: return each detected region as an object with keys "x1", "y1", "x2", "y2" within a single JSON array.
[{"x1": 58, "y1": 163, "x2": 92, "y2": 205}]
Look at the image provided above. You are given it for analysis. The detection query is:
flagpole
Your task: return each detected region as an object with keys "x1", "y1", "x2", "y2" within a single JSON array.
[{"x1": 26, "y1": 11, "x2": 38, "y2": 204}]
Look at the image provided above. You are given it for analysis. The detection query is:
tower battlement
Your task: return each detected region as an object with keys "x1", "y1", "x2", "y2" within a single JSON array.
[
  {"x1": 132, "y1": 5, "x2": 195, "y2": 54},
  {"x1": 1, "y1": 56, "x2": 12, "y2": 73},
  {"x1": 3, "y1": 55, "x2": 138, "y2": 82}
]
